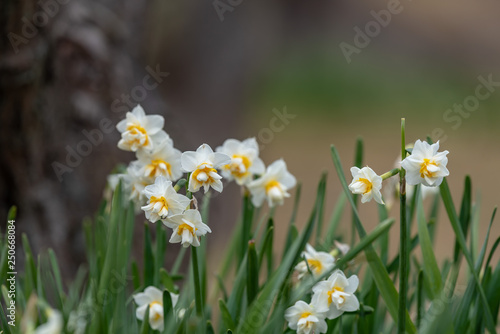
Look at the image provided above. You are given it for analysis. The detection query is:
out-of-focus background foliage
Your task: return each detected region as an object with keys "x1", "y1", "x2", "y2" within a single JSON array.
[{"x1": 1, "y1": 0, "x2": 499, "y2": 279}]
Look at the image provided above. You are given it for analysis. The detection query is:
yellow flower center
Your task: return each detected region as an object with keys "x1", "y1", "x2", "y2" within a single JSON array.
[
  {"x1": 420, "y1": 158, "x2": 437, "y2": 178},
  {"x1": 150, "y1": 196, "x2": 168, "y2": 210},
  {"x1": 327, "y1": 286, "x2": 345, "y2": 305},
  {"x1": 358, "y1": 178, "x2": 372, "y2": 194},
  {"x1": 149, "y1": 301, "x2": 162, "y2": 321},
  {"x1": 147, "y1": 159, "x2": 172, "y2": 178},
  {"x1": 265, "y1": 180, "x2": 281, "y2": 194},
  {"x1": 300, "y1": 311, "x2": 312, "y2": 319},
  {"x1": 192, "y1": 165, "x2": 218, "y2": 184},
  {"x1": 126, "y1": 124, "x2": 149, "y2": 145},
  {"x1": 307, "y1": 259, "x2": 322, "y2": 273},
  {"x1": 225, "y1": 154, "x2": 251, "y2": 178},
  {"x1": 177, "y1": 223, "x2": 196, "y2": 236}
]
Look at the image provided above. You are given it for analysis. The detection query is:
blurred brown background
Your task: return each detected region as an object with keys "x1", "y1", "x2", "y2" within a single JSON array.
[{"x1": 1, "y1": 0, "x2": 499, "y2": 279}]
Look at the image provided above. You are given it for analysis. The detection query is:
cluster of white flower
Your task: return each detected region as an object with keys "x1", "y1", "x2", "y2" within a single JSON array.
[
  {"x1": 112, "y1": 105, "x2": 297, "y2": 329},
  {"x1": 112, "y1": 105, "x2": 298, "y2": 249},
  {"x1": 348, "y1": 140, "x2": 449, "y2": 205},
  {"x1": 287, "y1": 253, "x2": 360, "y2": 334}
]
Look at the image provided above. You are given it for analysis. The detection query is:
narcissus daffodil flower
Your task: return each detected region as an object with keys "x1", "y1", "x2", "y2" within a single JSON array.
[
  {"x1": 401, "y1": 140, "x2": 449, "y2": 187},
  {"x1": 216, "y1": 138, "x2": 265, "y2": 185},
  {"x1": 137, "y1": 141, "x2": 183, "y2": 182},
  {"x1": 311, "y1": 270, "x2": 359, "y2": 320},
  {"x1": 247, "y1": 159, "x2": 296, "y2": 208},
  {"x1": 294, "y1": 244, "x2": 335, "y2": 280},
  {"x1": 34, "y1": 308, "x2": 63, "y2": 334},
  {"x1": 110, "y1": 162, "x2": 150, "y2": 208},
  {"x1": 164, "y1": 209, "x2": 211, "y2": 247},
  {"x1": 348, "y1": 167, "x2": 384, "y2": 204},
  {"x1": 181, "y1": 144, "x2": 231, "y2": 193},
  {"x1": 141, "y1": 176, "x2": 191, "y2": 223},
  {"x1": 133, "y1": 286, "x2": 179, "y2": 332},
  {"x1": 116, "y1": 105, "x2": 171, "y2": 152},
  {"x1": 284, "y1": 300, "x2": 328, "y2": 334}
]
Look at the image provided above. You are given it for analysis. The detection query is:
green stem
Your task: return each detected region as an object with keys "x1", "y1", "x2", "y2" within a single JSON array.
[
  {"x1": 381, "y1": 168, "x2": 400, "y2": 180},
  {"x1": 398, "y1": 118, "x2": 408, "y2": 333},
  {"x1": 240, "y1": 192, "x2": 254, "y2": 263},
  {"x1": 191, "y1": 246, "x2": 204, "y2": 317}
]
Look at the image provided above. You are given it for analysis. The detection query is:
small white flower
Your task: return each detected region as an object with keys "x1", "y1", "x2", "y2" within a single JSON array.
[
  {"x1": 136, "y1": 141, "x2": 183, "y2": 182},
  {"x1": 348, "y1": 167, "x2": 384, "y2": 204},
  {"x1": 116, "y1": 105, "x2": 171, "y2": 152},
  {"x1": 141, "y1": 176, "x2": 191, "y2": 223},
  {"x1": 108, "y1": 163, "x2": 150, "y2": 209},
  {"x1": 181, "y1": 144, "x2": 231, "y2": 193},
  {"x1": 34, "y1": 308, "x2": 63, "y2": 334},
  {"x1": 401, "y1": 140, "x2": 449, "y2": 187},
  {"x1": 216, "y1": 138, "x2": 265, "y2": 185},
  {"x1": 334, "y1": 240, "x2": 350, "y2": 256},
  {"x1": 164, "y1": 209, "x2": 211, "y2": 247},
  {"x1": 247, "y1": 159, "x2": 296, "y2": 208},
  {"x1": 133, "y1": 286, "x2": 179, "y2": 332},
  {"x1": 311, "y1": 270, "x2": 359, "y2": 320},
  {"x1": 294, "y1": 244, "x2": 335, "y2": 280},
  {"x1": 284, "y1": 300, "x2": 328, "y2": 334}
]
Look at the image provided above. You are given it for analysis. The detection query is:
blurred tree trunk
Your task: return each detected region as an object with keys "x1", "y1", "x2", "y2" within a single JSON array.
[{"x1": 0, "y1": 0, "x2": 142, "y2": 278}]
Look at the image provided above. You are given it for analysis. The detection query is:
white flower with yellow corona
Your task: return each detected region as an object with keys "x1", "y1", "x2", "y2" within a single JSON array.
[
  {"x1": 348, "y1": 166, "x2": 384, "y2": 204},
  {"x1": 247, "y1": 159, "x2": 296, "y2": 207},
  {"x1": 401, "y1": 140, "x2": 449, "y2": 187},
  {"x1": 116, "y1": 105, "x2": 171, "y2": 152},
  {"x1": 294, "y1": 244, "x2": 335, "y2": 280},
  {"x1": 112, "y1": 162, "x2": 150, "y2": 207},
  {"x1": 284, "y1": 300, "x2": 328, "y2": 334},
  {"x1": 311, "y1": 270, "x2": 359, "y2": 320},
  {"x1": 181, "y1": 144, "x2": 231, "y2": 193},
  {"x1": 141, "y1": 176, "x2": 191, "y2": 223},
  {"x1": 34, "y1": 308, "x2": 63, "y2": 334},
  {"x1": 216, "y1": 138, "x2": 265, "y2": 185},
  {"x1": 137, "y1": 141, "x2": 183, "y2": 182},
  {"x1": 133, "y1": 286, "x2": 179, "y2": 332},
  {"x1": 164, "y1": 209, "x2": 211, "y2": 247}
]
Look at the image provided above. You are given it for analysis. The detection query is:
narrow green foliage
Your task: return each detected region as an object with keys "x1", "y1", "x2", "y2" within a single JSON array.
[
  {"x1": 246, "y1": 240, "x2": 259, "y2": 305},
  {"x1": 143, "y1": 224, "x2": 155, "y2": 287},
  {"x1": 323, "y1": 193, "x2": 346, "y2": 249},
  {"x1": 240, "y1": 193, "x2": 254, "y2": 264},
  {"x1": 351, "y1": 137, "x2": 364, "y2": 246},
  {"x1": 315, "y1": 172, "x2": 328, "y2": 244},
  {"x1": 416, "y1": 187, "x2": 442, "y2": 298},
  {"x1": 191, "y1": 246, "x2": 204, "y2": 317},
  {"x1": 330, "y1": 145, "x2": 416, "y2": 333},
  {"x1": 454, "y1": 176, "x2": 472, "y2": 263},
  {"x1": 219, "y1": 299, "x2": 236, "y2": 331},
  {"x1": 440, "y1": 179, "x2": 496, "y2": 332}
]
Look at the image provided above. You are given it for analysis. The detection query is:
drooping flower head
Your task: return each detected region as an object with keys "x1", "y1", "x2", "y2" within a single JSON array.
[
  {"x1": 247, "y1": 159, "x2": 296, "y2": 208},
  {"x1": 164, "y1": 209, "x2": 211, "y2": 247},
  {"x1": 311, "y1": 270, "x2": 359, "y2": 320},
  {"x1": 216, "y1": 138, "x2": 265, "y2": 185},
  {"x1": 181, "y1": 144, "x2": 231, "y2": 193},
  {"x1": 137, "y1": 141, "x2": 183, "y2": 183},
  {"x1": 401, "y1": 140, "x2": 449, "y2": 187},
  {"x1": 284, "y1": 300, "x2": 328, "y2": 334},
  {"x1": 133, "y1": 286, "x2": 179, "y2": 332},
  {"x1": 348, "y1": 166, "x2": 384, "y2": 204},
  {"x1": 294, "y1": 244, "x2": 335, "y2": 280},
  {"x1": 141, "y1": 176, "x2": 191, "y2": 223},
  {"x1": 116, "y1": 105, "x2": 171, "y2": 152}
]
